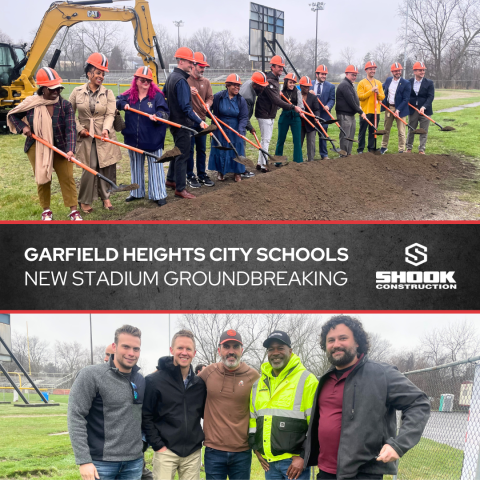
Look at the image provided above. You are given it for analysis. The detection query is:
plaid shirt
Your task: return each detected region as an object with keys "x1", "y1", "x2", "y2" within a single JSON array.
[{"x1": 9, "y1": 97, "x2": 76, "y2": 154}]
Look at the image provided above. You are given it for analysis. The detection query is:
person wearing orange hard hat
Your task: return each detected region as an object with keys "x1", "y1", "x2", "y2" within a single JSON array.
[
  {"x1": 69, "y1": 52, "x2": 121, "y2": 214},
  {"x1": 407, "y1": 62, "x2": 435, "y2": 154},
  {"x1": 274, "y1": 72, "x2": 304, "y2": 163},
  {"x1": 186, "y1": 52, "x2": 215, "y2": 188},
  {"x1": 116, "y1": 66, "x2": 169, "y2": 207},
  {"x1": 254, "y1": 55, "x2": 302, "y2": 172},
  {"x1": 208, "y1": 74, "x2": 249, "y2": 182},
  {"x1": 299, "y1": 76, "x2": 321, "y2": 162},
  {"x1": 7, "y1": 67, "x2": 82, "y2": 221},
  {"x1": 163, "y1": 46, "x2": 209, "y2": 199},
  {"x1": 379, "y1": 62, "x2": 412, "y2": 155},
  {"x1": 310, "y1": 65, "x2": 336, "y2": 160},
  {"x1": 335, "y1": 65, "x2": 366, "y2": 156},
  {"x1": 356, "y1": 61, "x2": 385, "y2": 154}
]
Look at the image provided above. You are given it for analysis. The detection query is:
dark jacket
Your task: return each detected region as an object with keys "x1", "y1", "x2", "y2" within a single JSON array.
[
  {"x1": 142, "y1": 356, "x2": 206, "y2": 457},
  {"x1": 381, "y1": 77, "x2": 412, "y2": 118},
  {"x1": 116, "y1": 91, "x2": 169, "y2": 151},
  {"x1": 311, "y1": 80, "x2": 336, "y2": 120},
  {"x1": 211, "y1": 90, "x2": 249, "y2": 136},
  {"x1": 335, "y1": 77, "x2": 363, "y2": 117},
  {"x1": 408, "y1": 77, "x2": 435, "y2": 116},
  {"x1": 239, "y1": 80, "x2": 258, "y2": 132},
  {"x1": 67, "y1": 356, "x2": 145, "y2": 465},
  {"x1": 255, "y1": 71, "x2": 295, "y2": 119},
  {"x1": 300, "y1": 91, "x2": 321, "y2": 134},
  {"x1": 9, "y1": 97, "x2": 76, "y2": 154},
  {"x1": 163, "y1": 67, "x2": 200, "y2": 128},
  {"x1": 303, "y1": 355, "x2": 430, "y2": 480}
]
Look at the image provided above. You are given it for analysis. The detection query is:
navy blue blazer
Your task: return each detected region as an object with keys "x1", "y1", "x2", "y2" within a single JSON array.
[
  {"x1": 381, "y1": 77, "x2": 411, "y2": 118},
  {"x1": 211, "y1": 90, "x2": 249, "y2": 135},
  {"x1": 408, "y1": 77, "x2": 435, "y2": 116},
  {"x1": 310, "y1": 80, "x2": 335, "y2": 120}
]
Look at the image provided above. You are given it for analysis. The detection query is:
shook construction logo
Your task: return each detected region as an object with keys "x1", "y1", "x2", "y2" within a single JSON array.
[{"x1": 376, "y1": 244, "x2": 456, "y2": 290}]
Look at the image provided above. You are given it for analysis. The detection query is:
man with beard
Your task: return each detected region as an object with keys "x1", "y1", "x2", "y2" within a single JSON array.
[
  {"x1": 198, "y1": 330, "x2": 260, "y2": 479},
  {"x1": 249, "y1": 331, "x2": 318, "y2": 480},
  {"x1": 303, "y1": 316, "x2": 430, "y2": 479}
]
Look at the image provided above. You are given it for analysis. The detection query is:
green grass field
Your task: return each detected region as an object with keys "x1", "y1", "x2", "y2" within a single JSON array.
[
  {"x1": 1, "y1": 88, "x2": 479, "y2": 220},
  {"x1": 0, "y1": 395, "x2": 463, "y2": 480}
]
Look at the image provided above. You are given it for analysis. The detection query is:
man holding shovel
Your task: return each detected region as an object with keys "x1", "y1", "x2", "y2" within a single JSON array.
[
  {"x1": 407, "y1": 62, "x2": 435, "y2": 155},
  {"x1": 163, "y1": 47, "x2": 209, "y2": 199},
  {"x1": 380, "y1": 63, "x2": 411, "y2": 154}
]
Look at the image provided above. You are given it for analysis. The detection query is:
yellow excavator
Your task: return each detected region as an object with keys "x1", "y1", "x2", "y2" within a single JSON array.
[{"x1": 0, "y1": 0, "x2": 167, "y2": 132}]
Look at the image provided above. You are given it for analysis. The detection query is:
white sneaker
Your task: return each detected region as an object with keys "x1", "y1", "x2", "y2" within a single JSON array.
[
  {"x1": 68, "y1": 210, "x2": 83, "y2": 221},
  {"x1": 41, "y1": 209, "x2": 53, "y2": 221}
]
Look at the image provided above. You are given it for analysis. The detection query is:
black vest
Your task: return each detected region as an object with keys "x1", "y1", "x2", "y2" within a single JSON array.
[{"x1": 163, "y1": 67, "x2": 194, "y2": 127}]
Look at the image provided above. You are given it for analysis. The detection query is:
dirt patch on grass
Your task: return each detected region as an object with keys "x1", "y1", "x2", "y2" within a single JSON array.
[
  {"x1": 123, "y1": 153, "x2": 480, "y2": 221},
  {"x1": 435, "y1": 90, "x2": 480, "y2": 100}
]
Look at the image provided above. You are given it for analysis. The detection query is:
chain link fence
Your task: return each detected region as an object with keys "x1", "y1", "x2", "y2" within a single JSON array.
[{"x1": 395, "y1": 357, "x2": 480, "y2": 480}]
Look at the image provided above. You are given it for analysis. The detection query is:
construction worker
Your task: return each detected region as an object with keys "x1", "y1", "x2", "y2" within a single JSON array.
[
  {"x1": 163, "y1": 47, "x2": 209, "y2": 199},
  {"x1": 303, "y1": 315, "x2": 430, "y2": 479},
  {"x1": 254, "y1": 56, "x2": 303, "y2": 172},
  {"x1": 380, "y1": 63, "x2": 412, "y2": 154},
  {"x1": 187, "y1": 52, "x2": 215, "y2": 188},
  {"x1": 249, "y1": 331, "x2": 318, "y2": 480},
  {"x1": 335, "y1": 65, "x2": 366, "y2": 156},
  {"x1": 357, "y1": 61, "x2": 385, "y2": 154},
  {"x1": 299, "y1": 76, "x2": 320, "y2": 162},
  {"x1": 407, "y1": 62, "x2": 435, "y2": 155},
  {"x1": 275, "y1": 73, "x2": 304, "y2": 163},
  {"x1": 310, "y1": 65, "x2": 335, "y2": 160}
]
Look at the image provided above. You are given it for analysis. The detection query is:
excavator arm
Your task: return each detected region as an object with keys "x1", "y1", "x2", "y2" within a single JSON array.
[{"x1": 2, "y1": 0, "x2": 166, "y2": 109}]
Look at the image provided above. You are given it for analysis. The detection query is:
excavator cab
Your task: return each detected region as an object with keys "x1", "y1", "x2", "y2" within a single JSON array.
[{"x1": 0, "y1": 44, "x2": 26, "y2": 92}]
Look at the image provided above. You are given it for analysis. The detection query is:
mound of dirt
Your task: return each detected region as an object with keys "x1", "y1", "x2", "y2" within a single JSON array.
[{"x1": 123, "y1": 153, "x2": 478, "y2": 220}]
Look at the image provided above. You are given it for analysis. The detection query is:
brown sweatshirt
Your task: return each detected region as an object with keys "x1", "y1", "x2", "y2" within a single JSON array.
[
  {"x1": 199, "y1": 361, "x2": 260, "y2": 452},
  {"x1": 187, "y1": 75, "x2": 214, "y2": 121}
]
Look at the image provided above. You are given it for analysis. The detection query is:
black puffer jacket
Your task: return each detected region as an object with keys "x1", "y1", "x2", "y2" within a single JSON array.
[
  {"x1": 142, "y1": 356, "x2": 206, "y2": 457},
  {"x1": 255, "y1": 71, "x2": 295, "y2": 119}
]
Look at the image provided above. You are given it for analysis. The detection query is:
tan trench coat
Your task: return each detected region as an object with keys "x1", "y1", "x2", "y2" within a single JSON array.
[{"x1": 69, "y1": 83, "x2": 122, "y2": 169}]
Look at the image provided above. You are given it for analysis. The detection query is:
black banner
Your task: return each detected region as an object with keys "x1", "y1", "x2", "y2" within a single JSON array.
[{"x1": 1, "y1": 223, "x2": 479, "y2": 311}]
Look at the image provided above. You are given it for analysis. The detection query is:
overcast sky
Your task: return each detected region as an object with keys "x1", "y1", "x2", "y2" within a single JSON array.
[
  {"x1": 2, "y1": 0, "x2": 403, "y2": 60},
  {"x1": 8, "y1": 313, "x2": 480, "y2": 374}
]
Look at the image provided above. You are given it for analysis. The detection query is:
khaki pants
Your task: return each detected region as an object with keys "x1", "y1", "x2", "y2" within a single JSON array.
[
  {"x1": 27, "y1": 143, "x2": 77, "y2": 209},
  {"x1": 381, "y1": 106, "x2": 406, "y2": 152},
  {"x1": 152, "y1": 448, "x2": 201, "y2": 480}
]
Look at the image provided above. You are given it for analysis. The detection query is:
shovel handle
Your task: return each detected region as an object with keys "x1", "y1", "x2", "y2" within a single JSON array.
[
  {"x1": 362, "y1": 115, "x2": 380, "y2": 132},
  {"x1": 316, "y1": 97, "x2": 343, "y2": 130},
  {"x1": 125, "y1": 105, "x2": 185, "y2": 130},
  {"x1": 302, "y1": 97, "x2": 329, "y2": 137},
  {"x1": 92, "y1": 133, "x2": 154, "y2": 158},
  {"x1": 280, "y1": 93, "x2": 316, "y2": 131},
  {"x1": 194, "y1": 93, "x2": 232, "y2": 146},
  {"x1": 214, "y1": 116, "x2": 260, "y2": 150},
  {"x1": 382, "y1": 103, "x2": 409, "y2": 127},
  {"x1": 374, "y1": 92, "x2": 378, "y2": 139},
  {"x1": 252, "y1": 131, "x2": 262, "y2": 148},
  {"x1": 408, "y1": 103, "x2": 439, "y2": 126}
]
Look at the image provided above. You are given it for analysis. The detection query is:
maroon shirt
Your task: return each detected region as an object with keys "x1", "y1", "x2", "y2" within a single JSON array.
[{"x1": 317, "y1": 354, "x2": 364, "y2": 474}]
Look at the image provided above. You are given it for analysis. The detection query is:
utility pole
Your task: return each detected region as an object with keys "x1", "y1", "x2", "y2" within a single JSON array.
[
  {"x1": 26, "y1": 322, "x2": 31, "y2": 375},
  {"x1": 89, "y1": 314, "x2": 93, "y2": 365},
  {"x1": 309, "y1": 2, "x2": 326, "y2": 74},
  {"x1": 403, "y1": 0, "x2": 409, "y2": 78},
  {"x1": 173, "y1": 21, "x2": 184, "y2": 48},
  {"x1": 168, "y1": 314, "x2": 171, "y2": 355}
]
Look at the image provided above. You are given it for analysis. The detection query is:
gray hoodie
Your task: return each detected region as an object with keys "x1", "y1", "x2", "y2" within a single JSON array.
[{"x1": 67, "y1": 356, "x2": 145, "y2": 465}]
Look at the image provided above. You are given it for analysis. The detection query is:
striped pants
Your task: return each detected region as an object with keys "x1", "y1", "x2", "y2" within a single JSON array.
[{"x1": 129, "y1": 149, "x2": 167, "y2": 200}]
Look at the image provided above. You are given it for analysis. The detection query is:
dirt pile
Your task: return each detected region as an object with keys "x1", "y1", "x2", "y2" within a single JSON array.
[{"x1": 123, "y1": 153, "x2": 478, "y2": 220}]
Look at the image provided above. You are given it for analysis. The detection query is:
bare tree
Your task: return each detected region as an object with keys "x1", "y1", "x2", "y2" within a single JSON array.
[
  {"x1": 340, "y1": 47, "x2": 356, "y2": 65},
  {"x1": 368, "y1": 333, "x2": 393, "y2": 363},
  {"x1": 373, "y1": 42, "x2": 394, "y2": 81},
  {"x1": 217, "y1": 30, "x2": 234, "y2": 68},
  {"x1": 188, "y1": 28, "x2": 221, "y2": 68},
  {"x1": 0, "y1": 30, "x2": 12, "y2": 43},
  {"x1": 11, "y1": 332, "x2": 50, "y2": 372},
  {"x1": 55, "y1": 340, "x2": 88, "y2": 373}
]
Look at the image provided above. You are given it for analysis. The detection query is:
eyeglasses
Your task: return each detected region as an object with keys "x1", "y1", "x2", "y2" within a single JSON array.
[
  {"x1": 131, "y1": 382, "x2": 138, "y2": 400},
  {"x1": 349, "y1": 74, "x2": 358, "y2": 77},
  {"x1": 138, "y1": 78, "x2": 152, "y2": 84}
]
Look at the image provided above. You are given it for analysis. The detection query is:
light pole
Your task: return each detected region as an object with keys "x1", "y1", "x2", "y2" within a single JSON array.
[
  {"x1": 309, "y1": 2, "x2": 326, "y2": 74},
  {"x1": 403, "y1": 0, "x2": 410, "y2": 79},
  {"x1": 173, "y1": 20, "x2": 184, "y2": 48}
]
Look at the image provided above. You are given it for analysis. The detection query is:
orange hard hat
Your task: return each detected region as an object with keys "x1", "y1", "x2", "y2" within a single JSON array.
[
  {"x1": 225, "y1": 73, "x2": 242, "y2": 85},
  {"x1": 413, "y1": 61, "x2": 426, "y2": 70},
  {"x1": 270, "y1": 55, "x2": 285, "y2": 67},
  {"x1": 284, "y1": 72, "x2": 298, "y2": 83},
  {"x1": 193, "y1": 52, "x2": 210, "y2": 67},
  {"x1": 391, "y1": 62, "x2": 403, "y2": 72},
  {"x1": 36, "y1": 67, "x2": 63, "y2": 88},
  {"x1": 299, "y1": 76, "x2": 312, "y2": 87},
  {"x1": 364, "y1": 60, "x2": 377, "y2": 70},
  {"x1": 316, "y1": 64, "x2": 328, "y2": 74},
  {"x1": 135, "y1": 66, "x2": 153, "y2": 80},
  {"x1": 86, "y1": 52, "x2": 109, "y2": 72},
  {"x1": 345, "y1": 64, "x2": 359, "y2": 74},
  {"x1": 251, "y1": 71, "x2": 269, "y2": 87},
  {"x1": 174, "y1": 46, "x2": 195, "y2": 62}
]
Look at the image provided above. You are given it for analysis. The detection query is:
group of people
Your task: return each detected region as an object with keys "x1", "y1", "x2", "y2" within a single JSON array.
[
  {"x1": 7, "y1": 46, "x2": 435, "y2": 221},
  {"x1": 67, "y1": 316, "x2": 431, "y2": 480}
]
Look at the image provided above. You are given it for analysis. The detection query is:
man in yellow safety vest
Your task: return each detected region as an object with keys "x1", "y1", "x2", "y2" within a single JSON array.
[{"x1": 249, "y1": 331, "x2": 318, "y2": 480}]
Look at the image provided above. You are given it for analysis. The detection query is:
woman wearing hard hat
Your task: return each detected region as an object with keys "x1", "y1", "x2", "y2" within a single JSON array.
[
  {"x1": 7, "y1": 67, "x2": 82, "y2": 221},
  {"x1": 69, "y1": 53, "x2": 121, "y2": 213}
]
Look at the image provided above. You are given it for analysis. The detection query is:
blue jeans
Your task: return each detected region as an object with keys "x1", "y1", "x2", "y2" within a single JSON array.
[
  {"x1": 205, "y1": 447, "x2": 252, "y2": 480},
  {"x1": 93, "y1": 457, "x2": 143, "y2": 480},
  {"x1": 188, "y1": 127, "x2": 207, "y2": 178},
  {"x1": 265, "y1": 458, "x2": 310, "y2": 480}
]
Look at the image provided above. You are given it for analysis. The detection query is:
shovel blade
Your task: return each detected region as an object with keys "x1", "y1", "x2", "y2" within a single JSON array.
[
  {"x1": 372, "y1": 149, "x2": 383, "y2": 156},
  {"x1": 441, "y1": 126, "x2": 455, "y2": 131},
  {"x1": 375, "y1": 130, "x2": 386, "y2": 135},
  {"x1": 154, "y1": 146, "x2": 182, "y2": 163},
  {"x1": 345, "y1": 137, "x2": 358, "y2": 143},
  {"x1": 269, "y1": 155, "x2": 288, "y2": 163},
  {"x1": 331, "y1": 148, "x2": 348, "y2": 156},
  {"x1": 194, "y1": 124, "x2": 218, "y2": 137},
  {"x1": 322, "y1": 118, "x2": 339, "y2": 125},
  {"x1": 109, "y1": 183, "x2": 140, "y2": 193},
  {"x1": 233, "y1": 156, "x2": 255, "y2": 170},
  {"x1": 414, "y1": 129, "x2": 427, "y2": 135},
  {"x1": 212, "y1": 145, "x2": 233, "y2": 151}
]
